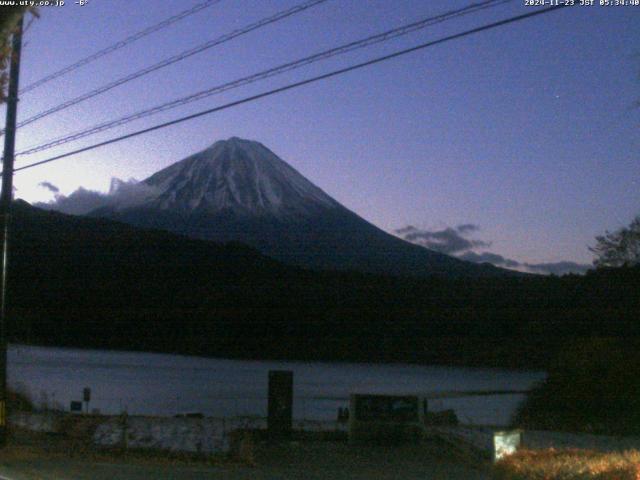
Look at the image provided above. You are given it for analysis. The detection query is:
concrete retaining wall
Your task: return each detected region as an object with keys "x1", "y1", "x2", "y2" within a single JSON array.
[
  {"x1": 9, "y1": 412, "x2": 269, "y2": 454},
  {"x1": 10, "y1": 411, "x2": 62, "y2": 433},
  {"x1": 8, "y1": 412, "x2": 344, "y2": 455},
  {"x1": 93, "y1": 416, "x2": 230, "y2": 453}
]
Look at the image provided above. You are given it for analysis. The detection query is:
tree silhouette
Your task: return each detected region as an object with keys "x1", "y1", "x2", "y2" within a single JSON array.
[{"x1": 590, "y1": 215, "x2": 640, "y2": 268}]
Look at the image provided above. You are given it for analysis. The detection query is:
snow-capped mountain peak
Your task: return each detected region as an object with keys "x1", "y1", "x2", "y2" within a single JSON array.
[{"x1": 138, "y1": 137, "x2": 338, "y2": 217}]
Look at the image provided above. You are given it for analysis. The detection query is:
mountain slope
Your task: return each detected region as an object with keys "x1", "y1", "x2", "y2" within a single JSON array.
[{"x1": 91, "y1": 137, "x2": 510, "y2": 277}]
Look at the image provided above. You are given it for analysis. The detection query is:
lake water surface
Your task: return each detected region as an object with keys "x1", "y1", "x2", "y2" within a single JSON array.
[{"x1": 8, "y1": 344, "x2": 545, "y2": 426}]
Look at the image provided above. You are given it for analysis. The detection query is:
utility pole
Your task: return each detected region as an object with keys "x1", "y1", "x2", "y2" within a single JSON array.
[{"x1": 0, "y1": 15, "x2": 24, "y2": 447}]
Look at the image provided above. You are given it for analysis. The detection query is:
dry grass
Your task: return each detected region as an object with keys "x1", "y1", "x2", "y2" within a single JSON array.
[{"x1": 493, "y1": 448, "x2": 640, "y2": 480}]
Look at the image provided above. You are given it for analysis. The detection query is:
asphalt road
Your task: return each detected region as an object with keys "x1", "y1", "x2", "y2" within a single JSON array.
[{"x1": 0, "y1": 442, "x2": 491, "y2": 479}]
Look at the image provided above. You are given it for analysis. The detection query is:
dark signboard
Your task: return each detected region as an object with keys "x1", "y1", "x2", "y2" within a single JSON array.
[
  {"x1": 267, "y1": 370, "x2": 293, "y2": 440},
  {"x1": 70, "y1": 401, "x2": 83, "y2": 412},
  {"x1": 353, "y1": 394, "x2": 419, "y2": 423}
]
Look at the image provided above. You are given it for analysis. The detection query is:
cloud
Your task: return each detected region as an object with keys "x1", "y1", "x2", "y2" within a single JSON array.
[
  {"x1": 461, "y1": 252, "x2": 591, "y2": 275},
  {"x1": 394, "y1": 224, "x2": 490, "y2": 255},
  {"x1": 456, "y1": 223, "x2": 480, "y2": 234},
  {"x1": 397, "y1": 223, "x2": 591, "y2": 276},
  {"x1": 524, "y1": 261, "x2": 591, "y2": 276},
  {"x1": 38, "y1": 181, "x2": 59, "y2": 193},
  {"x1": 34, "y1": 178, "x2": 159, "y2": 216},
  {"x1": 459, "y1": 251, "x2": 520, "y2": 268},
  {"x1": 395, "y1": 225, "x2": 418, "y2": 236},
  {"x1": 35, "y1": 187, "x2": 110, "y2": 216}
]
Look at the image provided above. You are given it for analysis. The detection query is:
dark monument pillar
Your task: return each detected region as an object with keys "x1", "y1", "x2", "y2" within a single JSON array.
[{"x1": 267, "y1": 370, "x2": 293, "y2": 440}]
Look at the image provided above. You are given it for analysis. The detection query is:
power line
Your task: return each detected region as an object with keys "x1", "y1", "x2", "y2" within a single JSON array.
[
  {"x1": 20, "y1": 0, "x2": 223, "y2": 95},
  {"x1": 12, "y1": 4, "x2": 569, "y2": 175},
  {"x1": 12, "y1": 0, "x2": 330, "y2": 131},
  {"x1": 17, "y1": 0, "x2": 512, "y2": 157}
]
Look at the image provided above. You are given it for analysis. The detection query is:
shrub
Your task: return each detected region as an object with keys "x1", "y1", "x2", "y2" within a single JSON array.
[
  {"x1": 493, "y1": 448, "x2": 640, "y2": 480},
  {"x1": 513, "y1": 338, "x2": 640, "y2": 435}
]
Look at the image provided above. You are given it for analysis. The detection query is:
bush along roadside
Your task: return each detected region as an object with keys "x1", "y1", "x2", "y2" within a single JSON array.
[
  {"x1": 512, "y1": 337, "x2": 640, "y2": 435},
  {"x1": 492, "y1": 448, "x2": 640, "y2": 480}
]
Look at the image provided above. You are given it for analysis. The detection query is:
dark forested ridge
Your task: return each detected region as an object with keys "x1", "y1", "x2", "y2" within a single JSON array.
[{"x1": 6, "y1": 200, "x2": 640, "y2": 369}]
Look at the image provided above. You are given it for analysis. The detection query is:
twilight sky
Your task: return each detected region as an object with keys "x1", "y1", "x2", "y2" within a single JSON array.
[{"x1": 5, "y1": 0, "x2": 639, "y2": 272}]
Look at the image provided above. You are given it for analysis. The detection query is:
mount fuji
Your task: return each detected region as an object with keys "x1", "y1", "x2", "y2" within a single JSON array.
[{"x1": 90, "y1": 137, "x2": 507, "y2": 277}]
